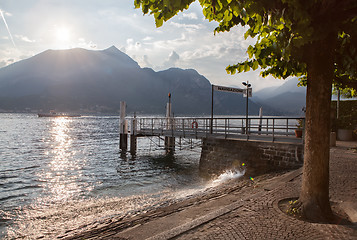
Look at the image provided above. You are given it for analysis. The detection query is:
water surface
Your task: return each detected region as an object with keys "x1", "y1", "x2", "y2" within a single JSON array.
[{"x1": 0, "y1": 113, "x2": 239, "y2": 238}]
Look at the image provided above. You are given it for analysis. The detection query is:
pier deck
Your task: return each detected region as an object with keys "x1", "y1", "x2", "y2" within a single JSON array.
[{"x1": 133, "y1": 117, "x2": 304, "y2": 145}]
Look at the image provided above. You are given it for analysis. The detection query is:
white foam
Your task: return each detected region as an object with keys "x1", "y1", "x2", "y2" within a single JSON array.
[
  {"x1": 210, "y1": 169, "x2": 246, "y2": 187},
  {"x1": 174, "y1": 169, "x2": 246, "y2": 199}
]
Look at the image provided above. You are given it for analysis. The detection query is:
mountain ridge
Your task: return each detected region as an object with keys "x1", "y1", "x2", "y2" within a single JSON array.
[
  {"x1": 253, "y1": 78, "x2": 306, "y2": 115},
  {"x1": 0, "y1": 47, "x2": 262, "y2": 115}
]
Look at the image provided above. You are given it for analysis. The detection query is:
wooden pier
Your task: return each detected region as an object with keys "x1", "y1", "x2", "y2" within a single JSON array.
[
  {"x1": 137, "y1": 117, "x2": 304, "y2": 142},
  {"x1": 121, "y1": 116, "x2": 305, "y2": 154}
]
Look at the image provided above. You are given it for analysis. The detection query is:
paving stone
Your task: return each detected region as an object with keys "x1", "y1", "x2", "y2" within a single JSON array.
[
  {"x1": 63, "y1": 141, "x2": 357, "y2": 240},
  {"x1": 175, "y1": 141, "x2": 357, "y2": 240}
]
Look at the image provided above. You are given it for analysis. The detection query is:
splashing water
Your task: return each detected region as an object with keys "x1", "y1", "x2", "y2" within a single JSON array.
[
  {"x1": 174, "y1": 169, "x2": 246, "y2": 199},
  {"x1": 210, "y1": 169, "x2": 246, "y2": 187}
]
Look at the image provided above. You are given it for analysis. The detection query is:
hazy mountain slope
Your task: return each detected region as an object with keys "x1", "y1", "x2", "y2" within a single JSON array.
[
  {"x1": 252, "y1": 78, "x2": 306, "y2": 115},
  {"x1": 0, "y1": 46, "x2": 262, "y2": 115}
]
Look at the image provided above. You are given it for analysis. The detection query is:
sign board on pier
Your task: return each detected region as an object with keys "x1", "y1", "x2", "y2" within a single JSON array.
[
  {"x1": 213, "y1": 85, "x2": 245, "y2": 94},
  {"x1": 213, "y1": 85, "x2": 252, "y2": 97}
]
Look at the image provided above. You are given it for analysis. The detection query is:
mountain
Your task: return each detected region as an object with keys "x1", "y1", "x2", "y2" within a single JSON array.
[
  {"x1": 252, "y1": 78, "x2": 306, "y2": 115},
  {"x1": 0, "y1": 46, "x2": 262, "y2": 115}
]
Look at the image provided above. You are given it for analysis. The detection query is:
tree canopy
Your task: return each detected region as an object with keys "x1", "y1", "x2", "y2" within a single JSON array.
[{"x1": 135, "y1": 0, "x2": 357, "y2": 93}]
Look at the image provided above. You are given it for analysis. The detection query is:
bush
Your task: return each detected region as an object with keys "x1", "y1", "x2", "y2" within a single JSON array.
[{"x1": 331, "y1": 100, "x2": 357, "y2": 131}]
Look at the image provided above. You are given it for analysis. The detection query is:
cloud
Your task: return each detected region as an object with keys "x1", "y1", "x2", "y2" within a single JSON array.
[
  {"x1": 143, "y1": 36, "x2": 153, "y2": 41},
  {"x1": 0, "y1": 9, "x2": 12, "y2": 17},
  {"x1": 140, "y1": 55, "x2": 153, "y2": 68},
  {"x1": 168, "y1": 51, "x2": 180, "y2": 62},
  {"x1": 147, "y1": 33, "x2": 188, "y2": 52},
  {"x1": 126, "y1": 38, "x2": 142, "y2": 51},
  {"x1": 131, "y1": 54, "x2": 153, "y2": 68},
  {"x1": 181, "y1": 45, "x2": 246, "y2": 62},
  {"x1": 77, "y1": 38, "x2": 97, "y2": 49},
  {"x1": 0, "y1": 58, "x2": 14, "y2": 68},
  {"x1": 160, "y1": 51, "x2": 180, "y2": 69},
  {"x1": 126, "y1": 38, "x2": 134, "y2": 45},
  {"x1": 15, "y1": 35, "x2": 36, "y2": 43},
  {"x1": 182, "y1": 12, "x2": 198, "y2": 20},
  {"x1": 169, "y1": 22, "x2": 204, "y2": 32}
]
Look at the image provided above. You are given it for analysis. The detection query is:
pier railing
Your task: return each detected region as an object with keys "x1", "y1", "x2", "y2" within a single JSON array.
[{"x1": 133, "y1": 117, "x2": 305, "y2": 144}]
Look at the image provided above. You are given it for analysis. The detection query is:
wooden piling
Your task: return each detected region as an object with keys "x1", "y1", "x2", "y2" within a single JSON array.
[
  {"x1": 130, "y1": 116, "x2": 137, "y2": 155},
  {"x1": 165, "y1": 136, "x2": 175, "y2": 154},
  {"x1": 165, "y1": 97, "x2": 175, "y2": 154},
  {"x1": 119, "y1": 101, "x2": 128, "y2": 151}
]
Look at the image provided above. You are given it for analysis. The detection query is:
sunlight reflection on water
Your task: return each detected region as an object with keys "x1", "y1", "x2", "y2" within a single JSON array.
[
  {"x1": 0, "y1": 114, "x2": 245, "y2": 239},
  {"x1": 5, "y1": 169, "x2": 245, "y2": 239},
  {"x1": 35, "y1": 117, "x2": 92, "y2": 203}
]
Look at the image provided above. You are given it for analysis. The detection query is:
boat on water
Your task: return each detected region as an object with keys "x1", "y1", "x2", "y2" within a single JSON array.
[{"x1": 38, "y1": 110, "x2": 81, "y2": 118}]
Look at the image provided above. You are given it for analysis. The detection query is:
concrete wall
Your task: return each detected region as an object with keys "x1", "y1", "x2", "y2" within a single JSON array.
[{"x1": 199, "y1": 138, "x2": 304, "y2": 177}]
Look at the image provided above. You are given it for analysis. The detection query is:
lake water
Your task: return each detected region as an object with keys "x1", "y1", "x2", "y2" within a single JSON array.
[{"x1": 0, "y1": 113, "x2": 243, "y2": 239}]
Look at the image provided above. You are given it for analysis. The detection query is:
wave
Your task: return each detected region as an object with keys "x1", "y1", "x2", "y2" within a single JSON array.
[
  {"x1": 212, "y1": 169, "x2": 246, "y2": 185},
  {"x1": 0, "y1": 165, "x2": 40, "y2": 174},
  {"x1": 0, "y1": 175, "x2": 17, "y2": 180},
  {"x1": 9, "y1": 185, "x2": 42, "y2": 191},
  {"x1": 0, "y1": 194, "x2": 27, "y2": 202}
]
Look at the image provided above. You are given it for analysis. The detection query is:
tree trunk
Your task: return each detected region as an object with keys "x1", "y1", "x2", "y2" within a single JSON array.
[{"x1": 299, "y1": 37, "x2": 335, "y2": 222}]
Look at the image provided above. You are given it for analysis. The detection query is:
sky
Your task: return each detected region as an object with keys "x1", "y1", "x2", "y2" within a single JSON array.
[{"x1": 0, "y1": 0, "x2": 287, "y2": 91}]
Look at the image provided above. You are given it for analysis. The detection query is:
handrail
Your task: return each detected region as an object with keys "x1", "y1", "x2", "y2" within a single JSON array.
[{"x1": 131, "y1": 117, "x2": 305, "y2": 144}]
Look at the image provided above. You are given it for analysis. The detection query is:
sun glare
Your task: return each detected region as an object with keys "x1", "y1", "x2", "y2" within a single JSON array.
[{"x1": 55, "y1": 26, "x2": 70, "y2": 42}]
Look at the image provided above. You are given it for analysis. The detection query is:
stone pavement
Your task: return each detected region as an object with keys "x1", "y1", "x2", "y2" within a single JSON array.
[{"x1": 65, "y1": 141, "x2": 357, "y2": 240}]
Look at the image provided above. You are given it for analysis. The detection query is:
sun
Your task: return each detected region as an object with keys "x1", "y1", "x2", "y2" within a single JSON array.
[
  {"x1": 55, "y1": 26, "x2": 70, "y2": 42},
  {"x1": 53, "y1": 25, "x2": 72, "y2": 49}
]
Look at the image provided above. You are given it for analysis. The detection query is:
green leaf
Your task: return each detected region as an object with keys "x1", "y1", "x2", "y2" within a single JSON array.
[
  {"x1": 155, "y1": 16, "x2": 163, "y2": 27},
  {"x1": 237, "y1": 63, "x2": 245, "y2": 73},
  {"x1": 244, "y1": 62, "x2": 250, "y2": 72},
  {"x1": 247, "y1": 45, "x2": 254, "y2": 58},
  {"x1": 252, "y1": 60, "x2": 259, "y2": 70}
]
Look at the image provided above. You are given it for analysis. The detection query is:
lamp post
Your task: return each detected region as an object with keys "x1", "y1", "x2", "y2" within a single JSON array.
[
  {"x1": 242, "y1": 81, "x2": 251, "y2": 134},
  {"x1": 168, "y1": 92, "x2": 171, "y2": 117},
  {"x1": 210, "y1": 85, "x2": 214, "y2": 134}
]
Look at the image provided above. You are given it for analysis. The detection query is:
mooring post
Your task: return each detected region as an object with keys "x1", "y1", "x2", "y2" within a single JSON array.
[
  {"x1": 130, "y1": 114, "x2": 137, "y2": 155},
  {"x1": 119, "y1": 101, "x2": 128, "y2": 151},
  {"x1": 165, "y1": 93, "x2": 175, "y2": 154}
]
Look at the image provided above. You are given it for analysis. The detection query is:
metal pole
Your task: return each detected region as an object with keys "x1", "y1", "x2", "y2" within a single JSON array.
[
  {"x1": 258, "y1": 107, "x2": 262, "y2": 134},
  {"x1": 210, "y1": 85, "x2": 214, "y2": 134},
  {"x1": 337, "y1": 89, "x2": 340, "y2": 119},
  {"x1": 245, "y1": 86, "x2": 249, "y2": 134},
  {"x1": 168, "y1": 93, "x2": 171, "y2": 117}
]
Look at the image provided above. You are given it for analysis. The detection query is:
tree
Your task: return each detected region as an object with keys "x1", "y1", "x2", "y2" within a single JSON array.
[{"x1": 134, "y1": 0, "x2": 357, "y2": 222}]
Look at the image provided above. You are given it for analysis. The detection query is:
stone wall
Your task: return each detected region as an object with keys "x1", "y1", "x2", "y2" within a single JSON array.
[{"x1": 199, "y1": 138, "x2": 304, "y2": 177}]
